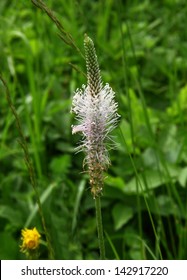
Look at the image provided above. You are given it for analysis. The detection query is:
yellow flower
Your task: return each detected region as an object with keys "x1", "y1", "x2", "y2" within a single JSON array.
[{"x1": 20, "y1": 227, "x2": 41, "y2": 251}]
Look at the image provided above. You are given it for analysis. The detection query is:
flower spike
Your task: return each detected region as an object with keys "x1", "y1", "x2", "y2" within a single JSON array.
[
  {"x1": 71, "y1": 35, "x2": 119, "y2": 197},
  {"x1": 84, "y1": 34, "x2": 102, "y2": 96}
]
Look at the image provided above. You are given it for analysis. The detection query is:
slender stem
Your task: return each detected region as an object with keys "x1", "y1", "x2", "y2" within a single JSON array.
[
  {"x1": 31, "y1": 0, "x2": 84, "y2": 58},
  {"x1": 95, "y1": 196, "x2": 105, "y2": 260},
  {"x1": 0, "y1": 74, "x2": 54, "y2": 259}
]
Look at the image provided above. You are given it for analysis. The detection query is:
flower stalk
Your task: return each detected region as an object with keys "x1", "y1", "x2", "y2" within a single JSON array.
[
  {"x1": 95, "y1": 196, "x2": 105, "y2": 259},
  {"x1": 71, "y1": 34, "x2": 119, "y2": 259}
]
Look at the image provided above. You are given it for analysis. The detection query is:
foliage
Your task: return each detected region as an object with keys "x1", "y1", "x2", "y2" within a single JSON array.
[{"x1": 0, "y1": 0, "x2": 187, "y2": 260}]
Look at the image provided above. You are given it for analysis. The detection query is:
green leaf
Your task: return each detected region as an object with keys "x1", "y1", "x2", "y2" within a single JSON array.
[
  {"x1": 105, "y1": 175, "x2": 125, "y2": 190},
  {"x1": 0, "y1": 205, "x2": 23, "y2": 227},
  {"x1": 124, "y1": 170, "x2": 170, "y2": 194},
  {"x1": 178, "y1": 167, "x2": 187, "y2": 188},
  {"x1": 0, "y1": 232, "x2": 18, "y2": 259},
  {"x1": 112, "y1": 203, "x2": 134, "y2": 230},
  {"x1": 156, "y1": 195, "x2": 179, "y2": 216},
  {"x1": 24, "y1": 182, "x2": 57, "y2": 228},
  {"x1": 49, "y1": 155, "x2": 71, "y2": 177}
]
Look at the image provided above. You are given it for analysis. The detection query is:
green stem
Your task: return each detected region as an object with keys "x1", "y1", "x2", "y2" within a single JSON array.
[
  {"x1": 95, "y1": 196, "x2": 105, "y2": 260},
  {"x1": 0, "y1": 74, "x2": 54, "y2": 260}
]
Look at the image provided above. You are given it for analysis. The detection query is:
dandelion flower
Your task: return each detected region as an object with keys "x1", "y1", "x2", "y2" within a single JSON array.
[
  {"x1": 20, "y1": 227, "x2": 41, "y2": 251},
  {"x1": 71, "y1": 34, "x2": 119, "y2": 197}
]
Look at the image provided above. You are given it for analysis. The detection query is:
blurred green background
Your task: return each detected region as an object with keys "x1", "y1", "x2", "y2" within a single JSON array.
[{"x1": 0, "y1": 0, "x2": 187, "y2": 259}]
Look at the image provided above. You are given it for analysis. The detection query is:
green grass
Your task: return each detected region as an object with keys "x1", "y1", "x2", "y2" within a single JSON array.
[{"x1": 0, "y1": 0, "x2": 187, "y2": 260}]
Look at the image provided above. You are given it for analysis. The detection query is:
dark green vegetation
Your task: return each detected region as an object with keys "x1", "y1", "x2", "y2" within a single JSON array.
[{"x1": 0, "y1": 0, "x2": 187, "y2": 259}]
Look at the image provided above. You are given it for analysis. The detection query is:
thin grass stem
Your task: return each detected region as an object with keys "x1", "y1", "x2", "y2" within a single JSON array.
[
  {"x1": 117, "y1": 0, "x2": 144, "y2": 259},
  {"x1": 0, "y1": 74, "x2": 54, "y2": 260},
  {"x1": 31, "y1": 0, "x2": 84, "y2": 58}
]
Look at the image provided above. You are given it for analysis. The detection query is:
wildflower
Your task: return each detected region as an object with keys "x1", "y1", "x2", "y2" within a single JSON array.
[
  {"x1": 20, "y1": 227, "x2": 41, "y2": 252},
  {"x1": 71, "y1": 34, "x2": 119, "y2": 197}
]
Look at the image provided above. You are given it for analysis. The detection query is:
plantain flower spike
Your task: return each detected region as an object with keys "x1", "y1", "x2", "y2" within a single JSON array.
[{"x1": 71, "y1": 34, "x2": 119, "y2": 198}]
